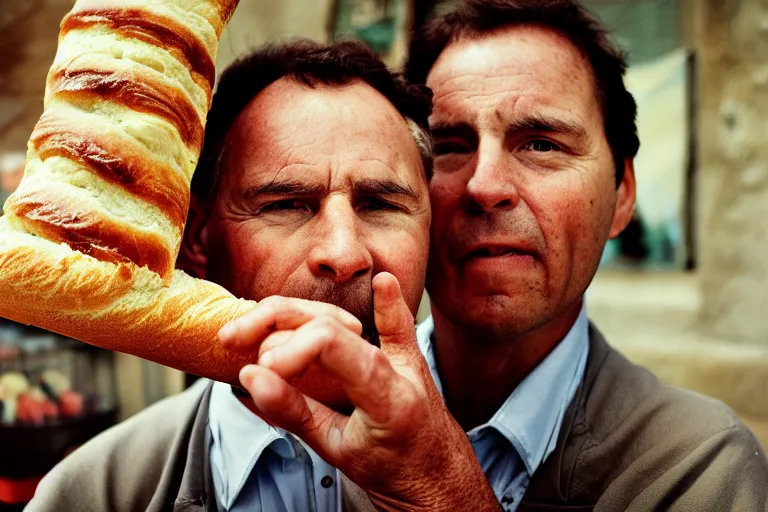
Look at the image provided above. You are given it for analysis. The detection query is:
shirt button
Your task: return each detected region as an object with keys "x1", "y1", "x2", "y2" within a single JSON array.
[{"x1": 321, "y1": 475, "x2": 334, "y2": 488}]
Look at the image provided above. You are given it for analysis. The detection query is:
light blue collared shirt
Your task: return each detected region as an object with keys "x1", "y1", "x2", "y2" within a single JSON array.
[
  {"x1": 208, "y1": 305, "x2": 589, "y2": 512},
  {"x1": 207, "y1": 381, "x2": 341, "y2": 512},
  {"x1": 417, "y1": 306, "x2": 589, "y2": 510}
]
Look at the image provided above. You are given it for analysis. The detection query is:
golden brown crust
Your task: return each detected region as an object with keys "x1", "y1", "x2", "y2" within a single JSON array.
[
  {"x1": 6, "y1": 190, "x2": 174, "y2": 278},
  {"x1": 191, "y1": 0, "x2": 239, "y2": 37},
  {"x1": 62, "y1": 8, "x2": 216, "y2": 95},
  {"x1": 0, "y1": 0, "x2": 352, "y2": 400},
  {"x1": 213, "y1": 0, "x2": 240, "y2": 29},
  {"x1": 0, "y1": 230, "x2": 257, "y2": 384},
  {"x1": 0, "y1": 218, "x2": 347, "y2": 403},
  {"x1": 31, "y1": 109, "x2": 190, "y2": 234},
  {"x1": 0, "y1": 227, "x2": 345, "y2": 404},
  {"x1": 49, "y1": 63, "x2": 204, "y2": 151}
]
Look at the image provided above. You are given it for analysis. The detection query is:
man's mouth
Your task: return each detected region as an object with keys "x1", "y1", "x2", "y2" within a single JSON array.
[
  {"x1": 459, "y1": 243, "x2": 538, "y2": 263},
  {"x1": 467, "y1": 246, "x2": 533, "y2": 258}
]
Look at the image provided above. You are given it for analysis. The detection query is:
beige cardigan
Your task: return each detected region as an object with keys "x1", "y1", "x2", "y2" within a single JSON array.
[{"x1": 26, "y1": 326, "x2": 768, "y2": 511}]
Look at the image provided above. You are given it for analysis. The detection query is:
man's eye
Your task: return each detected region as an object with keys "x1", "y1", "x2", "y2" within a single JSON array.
[
  {"x1": 434, "y1": 141, "x2": 471, "y2": 156},
  {"x1": 261, "y1": 200, "x2": 311, "y2": 212},
  {"x1": 359, "y1": 197, "x2": 397, "y2": 211},
  {"x1": 522, "y1": 140, "x2": 560, "y2": 152}
]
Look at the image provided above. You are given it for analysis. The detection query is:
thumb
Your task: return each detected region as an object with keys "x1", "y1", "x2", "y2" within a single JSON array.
[{"x1": 372, "y1": 272, "x2": 416, "y2": 353}]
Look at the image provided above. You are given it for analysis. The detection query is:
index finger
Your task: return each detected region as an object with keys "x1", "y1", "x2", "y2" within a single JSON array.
[
  {"x1": 260, "y1": 317, "x2": 400, "y2": 426},
  {"x1": 219, "y1": 296, "x2": 363, "y2": 354}
]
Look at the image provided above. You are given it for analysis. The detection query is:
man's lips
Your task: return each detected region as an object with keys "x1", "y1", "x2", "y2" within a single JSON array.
[{"x1": 456, "y1": 243, "x2": 538, "y2": 263}]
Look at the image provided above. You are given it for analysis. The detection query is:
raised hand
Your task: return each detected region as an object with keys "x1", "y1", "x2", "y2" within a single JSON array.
[{"x1": 219, "y1": 273, "x2": 499, "y2": 511}]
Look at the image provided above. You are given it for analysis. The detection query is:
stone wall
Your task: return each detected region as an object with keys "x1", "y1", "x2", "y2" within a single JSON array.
[
  {"x1": 591, "y1": 0, "x2": 768, "y2": 449},
  {"x1": 216, "y1": 0, "x2": 335, "y2": 71},
  {"x1": 696, "y1": 0, "x2": 768, "y2": 346},
  {"x1": 218, "y1": 1, "x2": 409, "y2": 71}
]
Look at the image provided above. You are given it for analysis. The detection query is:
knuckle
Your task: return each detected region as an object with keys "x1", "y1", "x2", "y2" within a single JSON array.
[
  {"x1": 283, "y1": 399, "x2": 317, "y2": 436},
  {"x1": 292, "y1": 406, "x2": 316, "y2": 434},
  {"x1": 260, "y1": 296, "x2": 283, "y2": 316},
  {"x1": 311, "y1": 317, "x2": 340, "y2": 342},
  {"x1": 318, "y1": 304, "x2": 342, "y2": 320},
  {"x1": 261, "y1": 330, "x2": 289, "y2": 352},
  {"x1": 398, "y1": 392, "x2": 424, "y2": 420},
  {"x1": 328, "y1": 303, "x2": 348, "y2": 319},
  {"x1": 362, "y1": 347, "x2": 389, "y2": 383},
  {"x1": 260, "y1": 295, "x2": 281, "y2": 307}
]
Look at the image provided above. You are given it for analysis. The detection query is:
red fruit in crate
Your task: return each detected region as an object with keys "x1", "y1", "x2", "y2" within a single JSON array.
[
  {"x1": 59, "y1": 390, "x2": 83, "y2": 418},
  {"x1": 42, "y1": 399, "x2": 59, "y2": 420},
  {"x1": 17, "y1": 393, "x2": 45, "y2": 425}
]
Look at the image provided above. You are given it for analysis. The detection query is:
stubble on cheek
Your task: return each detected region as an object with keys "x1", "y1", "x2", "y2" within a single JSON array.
[{"x1": 204, "y1": 222, "x2": 262, "y2": 300}]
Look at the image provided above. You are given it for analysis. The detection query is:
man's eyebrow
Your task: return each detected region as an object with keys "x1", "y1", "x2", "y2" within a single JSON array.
[
  {"x1": 243, "y1": 179, "x2": 325, "y2": 200},
  {"x1": 506, "y1": 114, "x2": 588, "y2": 141},
  {"x1": 353, "y1": 178, "x2": 419, "y2": 201}
]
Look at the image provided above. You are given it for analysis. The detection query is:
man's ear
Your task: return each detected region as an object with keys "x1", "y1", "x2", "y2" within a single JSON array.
[
  {"x1": 609, "y1": 158, "x2": 637, "y2": 239},
  {"x1": 178, "y1": 196, "x2": 211, "y2": 279}
]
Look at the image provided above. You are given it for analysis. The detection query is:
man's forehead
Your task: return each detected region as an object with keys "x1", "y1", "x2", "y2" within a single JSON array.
[
  {"x1": 223, "y1": 79, "x2": 424, "y2": 190},
  {"x1": 228, "y1": 134, "x2": 421, "y2": 191},
  {"x1": 428, "y1": 25, "x2": 592, "y2": 83},
  {"x1": 236, "y1": 77, "x2": 405, "y2": 136},
  {"x1": 426, "y1": 25, "x2": 598, "y2": 125},
  {"x1": 429, "y1": 85, "x2": 578, "y2": 127}
]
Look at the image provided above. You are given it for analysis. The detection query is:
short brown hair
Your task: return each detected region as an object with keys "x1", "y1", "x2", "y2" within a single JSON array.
[{"x1": 405, "y1": 0, "x2": 639, "y2": 184}]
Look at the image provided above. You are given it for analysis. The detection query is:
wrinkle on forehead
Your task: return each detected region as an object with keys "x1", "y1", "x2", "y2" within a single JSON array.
[
  {"x1": 427, "y1": 25, "x2": 601, "y2": 128},
  {"x1": 358, "y1": 156, "x2": 399, "y2": 173},
  {"x1": 225, "y1": 78, "x2": 426, "y2": 197},
  {"x1": 431, "y1": 25, "x2": 593, "y2": 81},
  {"x1": 247, "y1": 145, "x2": 423, "y2": 197}
]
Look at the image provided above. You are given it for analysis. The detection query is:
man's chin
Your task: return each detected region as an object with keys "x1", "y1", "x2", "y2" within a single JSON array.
[{"x1": 445, "y1": 295, "x2": 550, "y2": 338}]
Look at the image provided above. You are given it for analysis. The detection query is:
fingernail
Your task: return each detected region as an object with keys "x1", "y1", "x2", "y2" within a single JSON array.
[
  {"x1": 219, "y1": 322, "x2": 237, "y2": 343},
  {"x1": 239, "y1": 365, "x2": 257, "y2": 389}
]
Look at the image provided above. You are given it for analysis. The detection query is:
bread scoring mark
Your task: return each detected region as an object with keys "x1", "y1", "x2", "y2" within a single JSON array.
[
  {"x1": 7, "y1": 191, "x2": 173, "y2": 281},
  {"x1": 215, "y1": 0, "x2": 240, "y2": 30},
  {"x1": 61, "y1": 8, "x2": 216, "y2": 96},
  {"x1": 50, "y1": 65, "x2": 204, "y2": 152},
  {"x1": 31, "y1": 110, "x2": 190, "y2": 232}
]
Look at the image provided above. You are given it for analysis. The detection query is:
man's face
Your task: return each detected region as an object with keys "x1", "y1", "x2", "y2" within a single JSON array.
[
  {"x1": 425, "y1": 25, "x2": 635, "y2": 339},
  {"x1": 201, "y1": 78, "x2": 431, "y2": 339}
]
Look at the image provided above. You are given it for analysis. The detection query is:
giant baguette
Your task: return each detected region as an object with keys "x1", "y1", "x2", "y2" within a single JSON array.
[{"x1": 0, "y1": 0, "x2": 274, "y2": 386}]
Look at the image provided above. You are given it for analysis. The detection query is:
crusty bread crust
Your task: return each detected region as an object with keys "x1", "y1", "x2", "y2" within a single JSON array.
[
  {"x1": 0, "y1": 219, "x2": 344, "y2": 403},
  {"x1": 0, "y1": 218, "x2": 259, "y2": 384},
  {"x1": 0, "y1": 0, "x2": 295, "y2": 390}
]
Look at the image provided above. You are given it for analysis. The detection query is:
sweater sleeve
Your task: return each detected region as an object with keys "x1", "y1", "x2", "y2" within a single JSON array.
[
  {"x1": 621, "y1": 424, "x2": 768, "y2": 512},
  {"x1": 25, "y1": 383, "x2": 207, "y2": 512}
]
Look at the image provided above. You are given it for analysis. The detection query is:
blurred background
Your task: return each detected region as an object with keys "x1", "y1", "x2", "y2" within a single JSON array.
[{"x1": 1, "y1": 0, "x2": 767, "y2": 507}]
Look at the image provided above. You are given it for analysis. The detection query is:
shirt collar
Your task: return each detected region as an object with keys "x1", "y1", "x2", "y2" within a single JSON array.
[
  {"x1": 208, "y1": 381, "x2": 295, "y2": 508},
  {"x1": 417, "y1": 304, "x2": 590, "y2": 476}
]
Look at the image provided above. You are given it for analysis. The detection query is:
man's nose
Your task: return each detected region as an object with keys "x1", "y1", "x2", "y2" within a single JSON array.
[
  {"x1": 308, "y1": 199, "x2": 373, "y2": 283},
  {"x1": 465, "y1": 139, "x2": 520, "y2": 212}
]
